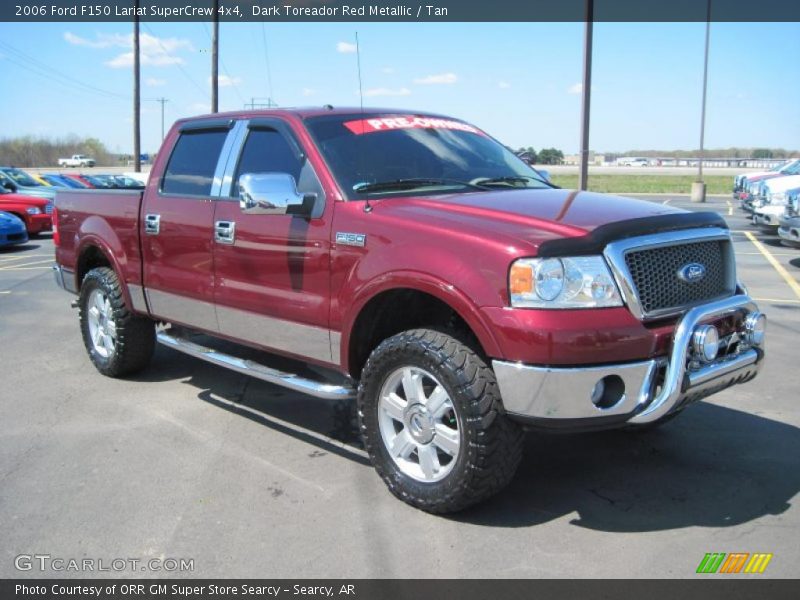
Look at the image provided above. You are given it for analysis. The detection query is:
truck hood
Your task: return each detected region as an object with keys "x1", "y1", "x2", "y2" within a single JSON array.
[
  {"x1": 743, "y1": 171, "x2": 777, "y2": 182},
  {"x1": 376, "y1": 188, "x2": 687, "y2": 249},
  {"x1": 0, "y1": 193, "x2": 49, "y2": 208},
  {"x1": 764, "y1": 175, "x2": 800, "y2": 193},
  {"x1": 12, "y1": 186, "x2": 57, "y2": 200}
]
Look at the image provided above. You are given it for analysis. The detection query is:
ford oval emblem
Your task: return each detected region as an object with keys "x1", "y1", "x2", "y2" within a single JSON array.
[{"x1": 678, "y1": 263, "x2": 706, "y2": 283}]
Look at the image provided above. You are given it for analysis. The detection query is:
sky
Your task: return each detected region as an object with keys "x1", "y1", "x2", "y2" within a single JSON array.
[{"x1": 0, "y1": 21, "x2": 798, "y2": 155}]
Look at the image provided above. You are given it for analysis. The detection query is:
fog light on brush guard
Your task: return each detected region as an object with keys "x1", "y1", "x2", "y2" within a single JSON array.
[
  {"x1": 743, "y1": 312, "x2": 766, "y2": 347},
  {"x1": 692, "y1": 324, "x2": 720, "y2": 363}
]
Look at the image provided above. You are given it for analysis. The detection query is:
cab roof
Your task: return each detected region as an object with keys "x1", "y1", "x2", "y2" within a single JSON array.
[{"x1": 175, "y1": 106, "x2": 454, "y2": 124}]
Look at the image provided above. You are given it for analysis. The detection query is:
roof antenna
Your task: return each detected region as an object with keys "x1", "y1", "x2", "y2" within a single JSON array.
[{"x1": 355, "y1": 31, "x2": 372, "y2": 213}]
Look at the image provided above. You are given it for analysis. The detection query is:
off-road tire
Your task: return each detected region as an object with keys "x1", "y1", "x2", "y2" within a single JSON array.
[
  {"x1": 357, "y1": 328, "x2": 524, "y2": 513},
  {"x1": 79, "y1": 267, "x2": 155, "y2": 377}
]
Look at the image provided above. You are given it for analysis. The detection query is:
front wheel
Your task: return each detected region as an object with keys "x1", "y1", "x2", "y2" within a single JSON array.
[
  {"x1": 357, "y1": 329, "x2": 523, "y2": 513},
  {"x1": 79, "y1": 267, "x2": 155, "y2": 377}
]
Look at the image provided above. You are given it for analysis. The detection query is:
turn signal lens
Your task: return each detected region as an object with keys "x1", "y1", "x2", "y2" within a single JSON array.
[{"x1": 509, "y1": 262, "x2": 533, "y2": 295}]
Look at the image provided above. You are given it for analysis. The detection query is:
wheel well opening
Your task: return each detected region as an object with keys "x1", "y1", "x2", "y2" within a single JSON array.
[
  {"x1": 347, "y1": 289, "x2": 483, "y2": 379},
  {"x1": 77, "y1": 246, "x2": 112, "y2": 288}
]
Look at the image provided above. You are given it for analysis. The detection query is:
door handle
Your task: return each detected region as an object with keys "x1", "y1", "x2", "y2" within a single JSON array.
[
  {"x1": 214, "y1": 221, "x2": 236, "y2": 245},
  {"x1": 144, "y1": 214, "x2": 160, "y2": 235}
]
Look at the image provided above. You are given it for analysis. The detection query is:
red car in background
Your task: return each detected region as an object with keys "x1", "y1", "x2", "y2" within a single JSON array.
[
  {"x1": 62, "y1": 174, "x2": 96, "y2": 188},
  {"x1": 0, "y1": 188, "x2": 52, "y2": 235}
]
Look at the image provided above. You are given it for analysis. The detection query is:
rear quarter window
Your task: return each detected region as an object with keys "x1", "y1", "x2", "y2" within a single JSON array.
[{"x1": 161, "y1": 129, "x2": 229, "y2": 196}]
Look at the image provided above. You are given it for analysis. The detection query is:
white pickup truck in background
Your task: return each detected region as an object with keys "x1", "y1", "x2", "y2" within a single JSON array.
[{"x1": 58, "y1": 154, "x2": 96, "y2": 168}]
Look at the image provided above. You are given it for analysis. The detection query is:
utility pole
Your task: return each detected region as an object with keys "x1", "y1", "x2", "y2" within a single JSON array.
[
  {"x1": 692, "y1": 0, "x2": 712, "y2": 203},
  {"x1": 133, "y1": 2, "x2": 141, "y2": 172},
  {"x1": 211, "y1": 0, "x2": 219, "y2": 113},
  {"x1": 245, "y1": 97, "x2": 277, "y2": 110},
  {"x1": 578, "y1": 0, "x2": 593, "y2": 191},
  {"x1": 154, "y1": 97, "x2": 168, "y2": 141}
]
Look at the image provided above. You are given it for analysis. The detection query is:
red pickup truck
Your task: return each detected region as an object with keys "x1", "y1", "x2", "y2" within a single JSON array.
[
  {"x1": 53, "y1": 108, "x2": 766, "y2": 513},
  {"x1": 0, "y1": 189, "x2": 52, "y2": 235}
]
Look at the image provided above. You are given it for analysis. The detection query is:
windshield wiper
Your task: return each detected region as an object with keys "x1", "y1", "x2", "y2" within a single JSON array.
[
  {"x1": 353, "y1": 178, "x2": 488, "y2": 194},
  {"x1": 472, "y1": 175, "x2": 558, "y2": 188}
]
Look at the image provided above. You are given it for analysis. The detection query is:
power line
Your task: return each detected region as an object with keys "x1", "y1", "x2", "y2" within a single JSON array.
[
  {"x1": 140, "y1": 23, "x2": 206, "y2": 96},
  {"x1": 260, "y1": 23, "x2": 275, "y2": 104},
  {"x1": 0, "y1": 40, "x2": 129, "y2": 100}
]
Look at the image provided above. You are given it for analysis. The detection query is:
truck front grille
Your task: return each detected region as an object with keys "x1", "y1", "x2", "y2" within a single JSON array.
[{"x1": 624, "y1": 239, "x2": 733, "y2": 317}]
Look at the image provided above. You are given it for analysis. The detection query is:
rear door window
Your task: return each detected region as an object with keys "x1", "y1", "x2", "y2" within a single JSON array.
[{"x1": 161, "y1": 129, "x2": 229, "y2": 196}]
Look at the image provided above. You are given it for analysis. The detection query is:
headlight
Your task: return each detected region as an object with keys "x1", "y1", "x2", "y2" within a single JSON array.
[
  {"x1": 26, "y1": 206, "x2": 41, "y2": 214},
  {"x1": 509, "y1": 256, "x2": 623, "y2": 308}
]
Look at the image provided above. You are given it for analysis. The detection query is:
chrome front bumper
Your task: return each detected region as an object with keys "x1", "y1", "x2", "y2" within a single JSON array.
[
  {"x1": 752, "y1": 209, "x2": 783, "y2": 228},
  {"x1": 778, "y1": 216, "x2": 800, "y2": 244},
  {"x1": 493, "y1": 295, "x2": 764, "y2": 429}
]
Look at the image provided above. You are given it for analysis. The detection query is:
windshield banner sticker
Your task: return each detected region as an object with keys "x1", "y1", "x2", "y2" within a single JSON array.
[{"x1": 343, "y1": 116, "x2": 486, "y2": 136}]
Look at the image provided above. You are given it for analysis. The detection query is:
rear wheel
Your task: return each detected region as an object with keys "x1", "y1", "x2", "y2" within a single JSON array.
[
  {"x1": 79, "y1": 267, "x2": 155, "y2": 377},
  {"x1": 358, "y1": 328, "x2": 523, "y2": 513}
]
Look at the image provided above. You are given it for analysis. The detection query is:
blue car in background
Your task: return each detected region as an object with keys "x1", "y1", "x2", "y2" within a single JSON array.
[
  {"x1": 0, "y1": 166, "x2": 63, "y2": 201},
  {"x1": 0, "y1": 211, "x2": 28, "y2": 248},
  {"x1": 39, "y1": 173, "x2": 88, "y2": 189}
]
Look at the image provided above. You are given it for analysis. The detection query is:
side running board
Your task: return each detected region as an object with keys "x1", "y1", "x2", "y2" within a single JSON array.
[{"x1": 156, "y1": 330, "x2": 355, "y2": 401}]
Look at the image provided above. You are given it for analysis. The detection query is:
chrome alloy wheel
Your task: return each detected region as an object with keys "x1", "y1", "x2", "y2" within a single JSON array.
[
  {"x1": 377, "y1": 366, "x2": 461, "y2": 483},
  {"x1": 86, "y1": 288, "x2": 117, "y2": 358}
]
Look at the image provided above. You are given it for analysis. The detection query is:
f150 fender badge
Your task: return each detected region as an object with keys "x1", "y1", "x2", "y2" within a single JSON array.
[
  {"x1": 678, "y1": 262, "x2": 706, "y2": 283},
  {"x1": 336, "y1": 232, "x2": 367, "y2": 247}
]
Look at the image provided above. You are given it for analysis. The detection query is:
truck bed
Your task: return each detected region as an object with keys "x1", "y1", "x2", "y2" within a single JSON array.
[{"x1": 54, "y1": 189, "x2": 144, "y2": 297}]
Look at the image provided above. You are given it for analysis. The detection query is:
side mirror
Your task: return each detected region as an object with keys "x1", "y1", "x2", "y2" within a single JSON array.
[
  {"x1": 238, "y1": 172, "x2": 314, "y2": 216},
  {"x1": 536, "y1": 169, "x2": 551, "y2": 183}
]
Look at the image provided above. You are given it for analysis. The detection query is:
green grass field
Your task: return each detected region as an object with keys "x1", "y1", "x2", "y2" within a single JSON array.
[{"x1": 549, "y1": 174, "x2": 731, "y2": 195}]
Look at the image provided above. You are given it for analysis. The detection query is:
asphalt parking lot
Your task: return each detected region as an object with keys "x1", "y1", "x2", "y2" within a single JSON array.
[{"x1": 1, "y1": 195, "x2": 798, "y2": 579}]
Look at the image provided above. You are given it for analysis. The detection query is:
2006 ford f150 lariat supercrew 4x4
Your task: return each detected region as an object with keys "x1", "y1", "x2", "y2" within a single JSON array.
[{"x1": 53, "y1": 108, "x2": 767, "y2": 513}]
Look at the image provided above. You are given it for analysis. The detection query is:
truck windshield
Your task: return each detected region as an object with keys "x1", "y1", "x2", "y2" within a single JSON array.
[{"x1": 305, "y1": 113, "x2": 552, "y2": 200}]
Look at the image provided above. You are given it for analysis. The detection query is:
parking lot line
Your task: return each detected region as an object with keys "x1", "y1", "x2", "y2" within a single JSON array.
[
  {"x1": 0, "y1": 266, "x2": 52, "y2": 271},
  {"x1": 0, "y1": 259, "x2": 53, "y2": 270},
  {"x1": 0, "y1": 254, "x2": 51, "y2": 262},
  {"x1": 753, "y1": 297, "x2": 800, "y2": 305},
  {"x1": 726, "y1": 199, "x2": 733, "y2": 216},
  {"x1": 742, "y1": 231, "x2": 800, "y2": 300},
  {"x1": 736, "y1": 251, "x2": 797, "y2": 257}
]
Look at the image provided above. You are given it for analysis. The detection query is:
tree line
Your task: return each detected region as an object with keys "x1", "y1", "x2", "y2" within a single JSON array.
[
  {"x1": 0, "y1": 135, "x2": 117, "y2": 167},
  {"x1": 614, "y1": 147, "x2": 798, "y2": 160},
  {"x1": 515, "y1": 147, "x2": 565, "y2": 165}
]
